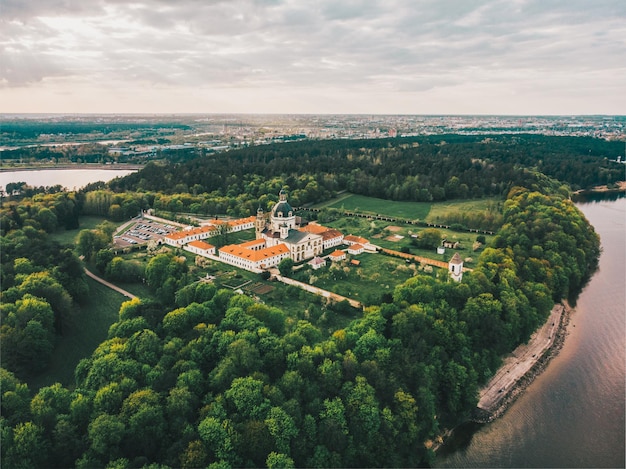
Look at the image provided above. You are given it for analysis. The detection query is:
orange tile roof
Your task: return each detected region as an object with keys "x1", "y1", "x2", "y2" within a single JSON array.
[
  {"x1": 227, "y1": 216, "x2": 256, "y2": 227},
  {"x1": 349, "y1": 243, "x2": 364, "y2": 251},
  {"x1": 329, "y1": 250, "x2": 346, "y2": 258},
  {"x1": 322, "y1": 229, "x2": 343, "y2": 240},
  {"x1": 188, "y1": 240, "x2": 214, "y2": 250},
  {"x1": 345, "y1": 235, "x2": 369, "y2": 244},
  {"x1": 165, "y1": 225, "x2": 216, "y2": 241},
  {"x1": 240, "y1": 238, "x2": 266, "y2": 249},
  {"x1": 220, "y1": 243, "x2": 290, "y2": 262},
  {"x1": 300, "y1": 223, "x2": 328, "y2": 234}
]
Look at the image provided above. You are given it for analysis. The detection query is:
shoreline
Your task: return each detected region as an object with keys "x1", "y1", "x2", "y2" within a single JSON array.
[
  {"x1": 472, "y1": 301, "x2": 571, "y2": 423},
  {"x1": 433, "y1": 301, "x2": 572, "y2": 453},
  {"x1": 572, "y1": 180, "x2": 626, "y2": 195},
  {"x1": 0, "y1": 163, "x2": 144, "y2": 172}
]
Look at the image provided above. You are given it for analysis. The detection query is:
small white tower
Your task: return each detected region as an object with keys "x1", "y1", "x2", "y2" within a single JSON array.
[{"x1": 448, "y1": 252, "x2": 464, "y2": 282}]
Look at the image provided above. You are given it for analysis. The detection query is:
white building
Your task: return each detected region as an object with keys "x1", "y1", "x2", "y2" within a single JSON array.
[
  {"x1": 256, "y1": 190, "x2": 324, "y2": 263},
  {"x1": 309, "y1": 256, "x2": 327, "y2": 270},
  {"x1": 163, "y1": 225, "x2": 217, "y2": 247},
  {"x1": 448, "y1": 252, "x2": 464, "y2": 282},
  {"x1": 329, "y1": 250, "x2": 347, "y2": 262},
  {"x1": 184, "y1": 240, "x2": 216, "y2": 257},
  {"x1": 348, "y1": 243, "x2": 365, "y2": 255},
  {"x1": 218, "y1": 239, "x2": 291, "y2": 271}
]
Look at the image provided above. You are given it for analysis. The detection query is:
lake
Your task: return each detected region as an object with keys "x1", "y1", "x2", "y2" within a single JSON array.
[
  {"x1": 435, "y1": 197, "x2": 626, "y2": 468},
  {"x1": 0, "y1": 168, "x2": 136, "y2": 192}
]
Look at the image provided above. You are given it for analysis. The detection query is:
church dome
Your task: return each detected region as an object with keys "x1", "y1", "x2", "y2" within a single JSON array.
[{"x1": 272, "y1": 189, "x2": 294, "y2": 218}]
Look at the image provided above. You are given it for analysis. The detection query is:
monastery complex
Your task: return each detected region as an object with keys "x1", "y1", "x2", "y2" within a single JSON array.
[{"x1": 160, "y1": 189, "x2": 463, "y2": 279}]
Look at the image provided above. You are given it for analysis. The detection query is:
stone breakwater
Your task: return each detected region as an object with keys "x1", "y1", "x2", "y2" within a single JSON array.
[{"x1": 472, "y1": 302, "x2": 570, "y2": 423}]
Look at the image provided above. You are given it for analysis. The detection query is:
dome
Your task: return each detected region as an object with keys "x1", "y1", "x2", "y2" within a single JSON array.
[
  {"x1": 272, "y1": 189, "x2": 294, "y2": 218},
  {"x1": 273, "y1": 200, "x2": 294, "y2": 217}
]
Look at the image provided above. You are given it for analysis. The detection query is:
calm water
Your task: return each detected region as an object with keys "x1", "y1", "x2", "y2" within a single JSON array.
[
  {"x1": 436, "y1": 197, "x2": 626, "y2": 468},
  {"x1": 0, "y1": 168, "x2": 136, "y2": 192}
]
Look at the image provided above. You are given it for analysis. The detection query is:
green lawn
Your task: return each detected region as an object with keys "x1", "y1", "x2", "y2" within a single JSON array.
[
  {"x1": 307, "y1": 253, "x2": 420, "y2": 304},
  {"x1": 425, "y1": 198, "x2": 502, "y2": 224},
  {"x1": 315, "y1": 194, "x2": 432, "y2": 220},
  {"x1": 323, "y1": 216, "x2": 490, "y2": 269},
  {"x1": 26, "y1": 277, "x2": 127, "y2": 391},
  {"x1": 49, "y1": 215, "x2": 109, "y2": 246}
]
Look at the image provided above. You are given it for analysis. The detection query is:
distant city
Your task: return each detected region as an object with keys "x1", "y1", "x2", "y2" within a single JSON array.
[{"x1": 1, "y1": 114, "x2": 624, "y2": 157}]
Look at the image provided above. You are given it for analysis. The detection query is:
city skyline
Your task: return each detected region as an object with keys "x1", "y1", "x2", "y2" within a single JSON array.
[{"x1": 2, "y1": 0, "x2": 625, "y2": 115}]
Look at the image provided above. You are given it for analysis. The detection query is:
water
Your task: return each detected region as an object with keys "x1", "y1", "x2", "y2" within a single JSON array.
[
  {"x1": 436, "y1": 197, "x2": 626, "y2": 468},
  {"x1": 0, "y1": 168, "x2": 136, "y2": 192}
]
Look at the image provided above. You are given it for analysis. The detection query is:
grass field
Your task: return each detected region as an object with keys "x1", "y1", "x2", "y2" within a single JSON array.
[
  {"x1": 312, "y1": 193, "x2": 502, "y2": 226},
  {"x1": 316, "y1": 194, "x2": 432, "y2": 220},
  {"x1": 49, "y1": 215, "x2": 108, "y2": 246},
  {"x1": 26, "y1": 277, "x2": 127, "y2": 391},
  {"x1": 324, "y1": 216, "x2": 489, "y2": 268},
  {"x1": 425, "y1": 198, "x2": 502, "y2": 224},
  {"x1": 309, "y1": 253, "x2": 419, "y2": 303}
]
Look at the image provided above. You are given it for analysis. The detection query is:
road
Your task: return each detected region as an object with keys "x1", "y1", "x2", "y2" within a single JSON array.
[
  {"x1": 477, "y1": 303, "x2": 564, "y2": 412},
  {"x1": 83, "y1": 267, "x2": 137, "y2": 299}
]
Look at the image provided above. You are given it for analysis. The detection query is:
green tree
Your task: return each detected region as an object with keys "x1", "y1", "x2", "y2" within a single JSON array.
[
  {"x1": 6, "y1": 421, "x2": 49, "y2": 469},
  {"x1": 88, "y1": 413, "x2": 125, "y2": 457},
  {"x1": 77, "y1": 229, "x2": 108, "y2": 261},
  {"x1": 278, "y1": 258, "x2": 294, "y2": 277},
  {"x1": 266, "y1": 452, "x2": 295, "y2": 469}
]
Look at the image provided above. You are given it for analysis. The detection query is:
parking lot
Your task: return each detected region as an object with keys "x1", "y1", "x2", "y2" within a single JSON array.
[{"x1": 113, "y1": 219, "x2": 178, "y2": 247}]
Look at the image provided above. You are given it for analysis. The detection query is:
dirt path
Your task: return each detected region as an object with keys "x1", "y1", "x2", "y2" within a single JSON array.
[
  {"x1": 84, "y1": 268, "x2": 137, "y2": 299},
  {"x1": 380, "y1": 247, "x2": 473, "y2": 271},
  {"x1": 476, "y1": 303, "x2": 564, "y2": 415}
]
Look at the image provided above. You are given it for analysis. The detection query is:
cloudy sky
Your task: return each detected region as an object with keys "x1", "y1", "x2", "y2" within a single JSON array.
[{"x1": 2, "y1": 0, "x2": 625, "y2": 115}]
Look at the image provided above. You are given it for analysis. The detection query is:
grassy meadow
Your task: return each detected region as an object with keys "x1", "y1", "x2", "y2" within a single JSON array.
[
  {"x1": 26, "y1": 277, "x2": 126, "y2": 390},
  {"x1": 314, "y1": 193, "x2": 502, "y2": 226}
]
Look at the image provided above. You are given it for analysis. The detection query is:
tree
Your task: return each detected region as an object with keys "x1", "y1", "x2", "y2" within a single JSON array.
[
  {"x1": 265, "y1": 406, "x2": 298, "y2": 455},
  {"x1": 88, "y1": 413, "x2": 125, "y2": 457},
  {"x1": 277, "y1": 258, "x2": 294, "y2": 277},
  {"x1": 266, "y1": 452, "x2": 295, "y2": 469},
  {"x1": 412, "y1": 228, "x2": 442, "y2": 250},
  {"x1": 198, "y1": 417, "x2": 233, "y2": 462},
  {"x1": 77, "y1": 229, "x2": 108, "y2": 261},
  {"x1": 6, "y1": 421, "x2": 49, "y2": 469}
]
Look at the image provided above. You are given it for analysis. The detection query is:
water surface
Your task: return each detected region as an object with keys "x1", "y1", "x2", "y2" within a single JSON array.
[{"x1": 436, "y1": 198, "x2": 626, "y2": 468}]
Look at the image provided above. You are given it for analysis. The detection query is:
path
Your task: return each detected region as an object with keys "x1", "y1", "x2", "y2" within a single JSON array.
[
  {"x1": 477, "y1": 303, "x2": 564, "y2": 413},
  {"x1": 84, "y1": 268, "x2": 137, "y2": 299},
  {"x1": 380, "y1": 247, "x2": 473, "y2": 272}
]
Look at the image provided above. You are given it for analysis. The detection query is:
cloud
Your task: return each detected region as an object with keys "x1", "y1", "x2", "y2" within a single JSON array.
[{"x1": 1, "y1": 0, "x2": 625, "y2": 113}]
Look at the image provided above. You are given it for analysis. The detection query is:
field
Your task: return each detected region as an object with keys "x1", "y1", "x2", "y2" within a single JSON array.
[
  {"x1": 425, "y1": 198, "x2": 502, "y2": 224},
  {"x1": 26, "y1": 277, "x2": 126, "y2": 390},
  {"x1": 49, "y1": 215, "x2": 108, "y2": 246},
  {"x1": 316, "y1": 193, "x2": 431, "y2": 220},
  {"x1": 303, "y1": 252, "x2": 422, "y2": 304},
  {"x1": 314, "y1": 193, "x2": 502, "y2": 226}
]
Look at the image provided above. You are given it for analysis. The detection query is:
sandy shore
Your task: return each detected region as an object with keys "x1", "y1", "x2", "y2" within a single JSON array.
[{"x1": 472, "y1": 301, "x2": 571, "y2": 423}]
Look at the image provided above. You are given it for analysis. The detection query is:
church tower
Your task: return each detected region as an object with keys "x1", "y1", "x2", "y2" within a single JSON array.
[
  {"x1": 255, "y1": 206, "x2": 266, "y2": 239},
  {"x1": 448, "y1": 252, "x2": 464, "y2": 282}
]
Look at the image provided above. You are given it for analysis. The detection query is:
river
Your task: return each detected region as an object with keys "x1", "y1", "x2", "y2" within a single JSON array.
[
  {"x1": 435, "y1": 196, "x2": 626, "y2": 468},
  {"x1": 0, "y1": 168, "x2": 136, "y2": 192}
]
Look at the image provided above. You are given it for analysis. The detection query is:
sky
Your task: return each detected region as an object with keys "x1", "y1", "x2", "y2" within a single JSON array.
[{"x1": 2, "y1": 0, "x2": 625, "y2": 115}]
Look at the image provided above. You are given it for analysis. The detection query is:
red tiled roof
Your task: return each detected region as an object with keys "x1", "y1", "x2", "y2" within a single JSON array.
[{"x1": 188, "y1": 240, "x2": 214, "y2": 250}]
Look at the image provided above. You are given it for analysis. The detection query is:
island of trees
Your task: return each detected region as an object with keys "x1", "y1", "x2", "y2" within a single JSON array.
[{"x1": 0, "y1": 134, "x2": 611, "y2": 468}]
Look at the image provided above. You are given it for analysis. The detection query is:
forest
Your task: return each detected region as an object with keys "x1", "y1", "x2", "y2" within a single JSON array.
[{"x1": 0, "y1": 135, "x2": 607, "y2": 468}]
